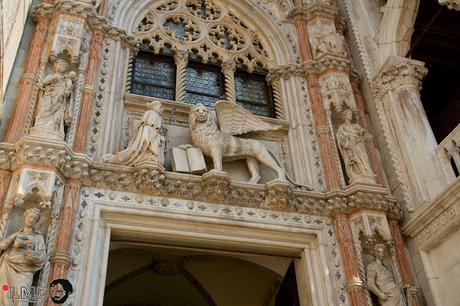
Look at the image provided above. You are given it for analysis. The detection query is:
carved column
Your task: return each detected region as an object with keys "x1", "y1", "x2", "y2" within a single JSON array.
[
  {"x1": 350, "y1": 79, "x2": 385, "y2": 186},
  {"x1": 270, "y1": 79, "x2": 285, "y2": 119},
  {"x1": 4, "y1": 14, "x2": 51, "y2": 143},
  {"x1": 389, "y1": 219, "x2": 420, "y2": 306},
  {"x1": 293, "y1": 17, "x2": 342, "y2": 190},
  {"x1": 174, "y1": 49, "x2": 189, "y2": 103},
  {"x1": 335, "y1": 214, "x2": 367, "y2": 306},
  {"x1": 222, "y1": 59, "x2": 236, "y2": 103},
  {"x1": 45, "y1": 179, "x2": 81, "y2": 304},
  {"x1": 374, "y1": 56, "x2": 446, "y2": 206},
  {"x1": 73, "y1": 27, "x2": 104, "y2": 152},
  {"x1": 0, "y1": 170, "x2": 11, "y2": 213}
]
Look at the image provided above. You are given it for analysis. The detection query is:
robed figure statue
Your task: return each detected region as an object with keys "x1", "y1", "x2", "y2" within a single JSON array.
[
  {"x1": 102, "y1": 100, "x2": 165, "y2": 166},
  {"x1": 30, "y1": 59, "x2": 75, "y2": 140},
  {"x1": 0, "y1": 208, "x2": 46, "y2": 306},
  {"x1": 336, "y1": 109, "x2": 375, "y2": 184}
]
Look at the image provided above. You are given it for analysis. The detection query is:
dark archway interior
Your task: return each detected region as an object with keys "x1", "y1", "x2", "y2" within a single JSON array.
[
  {"x1": 409, "y1": 2, "x2": 460, "y2": 142},
  {"x1": 103, "y1": 245, "x2": 300, "y2": 306}
]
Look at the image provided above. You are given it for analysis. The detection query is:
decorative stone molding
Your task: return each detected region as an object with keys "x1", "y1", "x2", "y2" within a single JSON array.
[
  {"x1": 403, "y1": 178, "x2": 460, "y2": 250},
  {"x1": 287, "y1": 2, "x2": 338, "y2": 23},
  {"x1": 263, "y1": 179, "x2": 293, "y2": 210},
  {"x1": 201, "y1": 170, "x2": 231, "y2": 203},
  {"x1": 32, "y1": 1, "x2": 139, "y2": 52},
  {"x1": 0, "y1": 137, "x2": 401, "y2": 218},
  {"x1": 438, "y1": 0, "x2": 460, "y2": 10},
  {"x1": 373, "y1": 56, "x2": 427, "y2": 98},
  {"x1": 266, "y1": 57, "x2": 353, "y2": 82}
]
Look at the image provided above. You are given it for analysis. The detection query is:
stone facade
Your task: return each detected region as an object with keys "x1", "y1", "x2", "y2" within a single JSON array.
[{"x1": 0, "y1": 0, "x2": 458, "y2": 305}]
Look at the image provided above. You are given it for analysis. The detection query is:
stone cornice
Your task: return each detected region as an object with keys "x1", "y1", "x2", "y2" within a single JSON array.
[
  {"x1": 373, "y1": 56, "x2": 427, "y2": 98},
  {"x1": 403, "y1": 178, "x2": 460, "y2": 250},
  {"x1": 32, "y1": 1, "x2": 139, "y2": 52},
  {"x1": 0, "y1": 136, "x2": 401, "y2": 219},
  {"x1": 286, "y1": 3, "x2": 338, "y2": 23},
  {"x1": 267, "y1": 57, "x2": 353, "y2": 82}
]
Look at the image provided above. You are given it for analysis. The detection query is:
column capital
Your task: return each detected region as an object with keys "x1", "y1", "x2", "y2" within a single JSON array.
[
  {"x1": 286, "y1": 2, "x2": 338, "y2": 23},
  {"x1": 438, "y1": 0, "x2": 460, "y2": 11},
  {"x1": 374, "y1": 56, "x2": 427, "y2": 96},
  {"x1": 221, "y1": 59, "x2": 236, "y2": 74}
]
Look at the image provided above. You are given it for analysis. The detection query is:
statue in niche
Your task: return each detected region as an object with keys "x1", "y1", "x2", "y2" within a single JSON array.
[
  {"x1": 366, "y1": 244, "x2": 406, "y2": 306},
  {"x1": 31, "y1": 59, "x2": 76, "y2": 140},
  {"x1": 336, "y1": 109, "x2": 375, "y2": 184},
  {"x1": 0, "y1": 208, "x2": 46, "y2": 305},
  {"x1": 102, "y1": 100, "x2": 165, "y2": 166}
]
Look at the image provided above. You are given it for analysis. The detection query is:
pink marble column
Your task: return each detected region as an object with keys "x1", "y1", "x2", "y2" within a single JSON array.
[
  {"x1": 4, "y1": 15, "x2": 51, "y2": 143},
  {"x1": 0, "y1": 170, "x2": 11, "y2": 214},
  {"x1": 45, "y1": 179, "x2": 81, "y2": 305},
  {"x1": 389, "y1": 219, "x2": 421, "y2": 306},
  {"x1": 335, "y1": 214, "x2": 367, "y2": 306},
  {"x1": 294, "y1": 18, "x2": 342, "y2": 190}
]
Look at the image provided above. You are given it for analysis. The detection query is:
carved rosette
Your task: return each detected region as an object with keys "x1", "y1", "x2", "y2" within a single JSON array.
[
  {"x1": 263, "y1": 180, "x2": 293, "y2": 211},
  {"x1": 201, "y1": 170, "x2": 231, "y2": 203}
]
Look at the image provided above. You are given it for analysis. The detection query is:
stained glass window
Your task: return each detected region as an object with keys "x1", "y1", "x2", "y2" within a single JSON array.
[
  {"x1": 184, "y1": 61, "x2": 224, "y2": 107},
  {"x1": 131, "y1": 51, "x2": 176, "y2": 100},
  {"x1": 235, "y1": 70, "x2": 274, "y2": 117}
]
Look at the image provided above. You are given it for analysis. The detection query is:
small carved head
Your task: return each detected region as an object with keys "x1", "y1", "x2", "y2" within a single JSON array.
[
  {"x1": 190, "y1": 103, "x2": 209, "y2": 124},
  {"x1": 341, "y1": 109, "x2": 354, "y2": 123},
  {"x1": 53, "y1": 59, "x2": 68, "y2": 73},
  {"x1": 373, "y1": 243, "x2": 386, "y2": 260},
  {"x1": 24, "y1": 207, "x2": 41, "y2": 227},
  {"x1": 147, "y1": 100, "x2": 164, "y2": 114}
]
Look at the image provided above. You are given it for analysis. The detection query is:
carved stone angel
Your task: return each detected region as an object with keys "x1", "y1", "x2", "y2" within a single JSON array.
[
  {"x1": 189, "y1": 101, "x2": 286, "y2": 183},
  {"x1": 336, "y1": 110, "x2": 375, "y2": 184},
  {"x1": 102, "y1": 100, "x2": 165, "y2": 166},
  {"x1": 31, "y1": 59, "x2": 76, "y2": 140}
]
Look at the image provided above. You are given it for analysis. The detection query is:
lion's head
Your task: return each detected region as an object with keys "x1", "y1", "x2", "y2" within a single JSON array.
[{"x1": 189, "y1": 103, "x2": 216, "y2": 131}]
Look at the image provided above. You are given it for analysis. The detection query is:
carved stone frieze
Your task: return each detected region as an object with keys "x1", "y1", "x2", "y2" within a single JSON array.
[
  {"x1": 266, "y1": 57, "x2": 353, "y2": 82},
  {"x1": 0, "y1": 137, "x2": 401, "y2": 218},
  {"x1": 201, "y1": 170, "x2": 231, "y2": 203},
  {"x1": 263, "y1": 180, "x2": 293, "y2": 210}
]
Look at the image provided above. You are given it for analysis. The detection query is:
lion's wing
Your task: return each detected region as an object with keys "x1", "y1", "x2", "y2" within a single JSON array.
[{"x1": 215, "y1": 100, "x2": 282, "y2": 135}]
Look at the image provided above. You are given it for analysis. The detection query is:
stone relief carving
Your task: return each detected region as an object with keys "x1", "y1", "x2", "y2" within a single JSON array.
[
  {"x1": 319, "y1": 73, "x2": 356, "y2": 112},
  {"x1": 438, "y1": 0, "x2": 460, "y2": 11},
  {"x1": 102, "y1": 101, "x2": 165, "y2": 166},
  {"x1": 188, "y1": 101, "x2": 286, "y2": 183},
  {"x1": 336, "y1": 110, "x2": 375, "y2": 184},
  {"x1": 308, "y1": 19, "x2": 347, "y2": 59},
  {"x1": 366, "y1": 244, "x2": 406, "y2": 306},
  {"x1": 30, "y1": 59, "x2": 76, "y2": 141},
  {"x1": 0, "y1": 208, "x2": 46, "y2": 304}
]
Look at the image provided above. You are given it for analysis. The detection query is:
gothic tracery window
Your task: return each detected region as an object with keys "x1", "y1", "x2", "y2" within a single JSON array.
[{"x1": 130, "y1": 0, "x2": 279, "y2": 118}]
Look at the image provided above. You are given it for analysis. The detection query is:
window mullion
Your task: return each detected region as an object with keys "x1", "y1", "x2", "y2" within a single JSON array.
[
  {"x1": 174, "y1": 49, "x2": 189, "y2": 103},
  {"x1": 222, "y1": 59, "x2": 236, "y2": 103}
]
